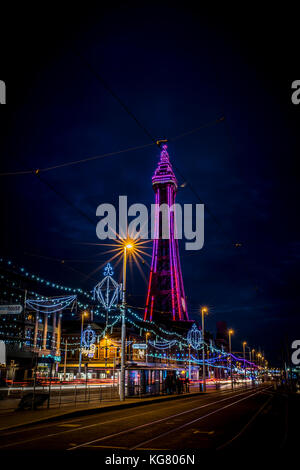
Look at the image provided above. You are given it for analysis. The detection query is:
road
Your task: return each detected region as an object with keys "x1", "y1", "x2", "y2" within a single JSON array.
[{"x1": 0, "y1": 383, "x2": 297, "y2": 457}]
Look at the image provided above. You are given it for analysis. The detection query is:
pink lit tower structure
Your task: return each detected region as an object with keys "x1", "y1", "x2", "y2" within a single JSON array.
[{"x1": 144, "y1": 144, "x2": 189, "y2": 322}]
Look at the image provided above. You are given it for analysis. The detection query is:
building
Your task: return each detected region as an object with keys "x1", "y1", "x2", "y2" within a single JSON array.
[
  {"x1": 58, "y1": 318, "x2": 206, "y2": 396},
  {"x1": 144, "y1": 144, "x2": 189, "y2": 322}
]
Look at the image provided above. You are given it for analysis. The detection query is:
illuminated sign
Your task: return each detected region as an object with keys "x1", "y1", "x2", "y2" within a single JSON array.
[{"x1": 0, "y1": 305, "x2": 23, "y2": 315}]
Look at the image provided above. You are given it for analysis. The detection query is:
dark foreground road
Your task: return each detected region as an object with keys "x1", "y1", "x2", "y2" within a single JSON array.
[{"x1": 0, "y1": 384, "x2": 298, "y2": 459}]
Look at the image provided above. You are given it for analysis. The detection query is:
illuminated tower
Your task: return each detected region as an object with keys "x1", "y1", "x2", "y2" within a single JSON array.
[{"x1": 144, "y1": 144, "x2": 189, "y2": 322}]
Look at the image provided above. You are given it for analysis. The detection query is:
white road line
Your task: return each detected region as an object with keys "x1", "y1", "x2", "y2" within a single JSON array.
[
  {"x1": 130, "y1": 389, "x2": 264, "y2": 450},
  {"x1": 0, "y1": 387, "x2": 263, "y2": 450},
  {"x1": 67, "y1": 387, "x2": 266, "y2": 451},
  {"x1": 216, "y1": 395, "x2": 273, "y2": 450},
  {"x1": 0, "y1": 388, "x2": 241, "y2": 442}
]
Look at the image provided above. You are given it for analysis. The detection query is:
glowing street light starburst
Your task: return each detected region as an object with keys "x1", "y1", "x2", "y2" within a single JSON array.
[{"x1": 82, "y1": 232, "x2": 152, "y2": 284}]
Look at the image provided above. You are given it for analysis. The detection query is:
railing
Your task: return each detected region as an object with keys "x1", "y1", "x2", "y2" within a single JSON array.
[
  {"x1": 0, "y1": 379, "x2": 259, "y2": 414},
  {"x1": 0, "y1": 384, "x2": 120, "y2": 412}
]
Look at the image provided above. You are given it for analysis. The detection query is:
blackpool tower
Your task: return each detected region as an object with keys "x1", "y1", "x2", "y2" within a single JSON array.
[{"x1": 144, "y1": 144, "x2": 189, "y2": 322}]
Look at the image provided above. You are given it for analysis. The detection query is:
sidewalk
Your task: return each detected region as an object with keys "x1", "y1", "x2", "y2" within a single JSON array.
[{"x1": 0, "y1": 389, "x2": 206, "y2": 432}]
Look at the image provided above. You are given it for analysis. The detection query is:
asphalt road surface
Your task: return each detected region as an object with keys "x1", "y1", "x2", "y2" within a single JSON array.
[{"x1": 0, "y1": 384, "x2": 298, "y2": 458}]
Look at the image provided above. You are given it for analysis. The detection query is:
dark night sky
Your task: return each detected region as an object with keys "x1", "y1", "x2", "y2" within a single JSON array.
[{"x1": 0, "y1": 4, "x2": 299, "y2": 364}]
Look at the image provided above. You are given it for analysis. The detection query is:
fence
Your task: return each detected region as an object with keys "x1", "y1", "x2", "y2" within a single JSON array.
[
  {"x1": 0, "y1": 376, "x2": 256, "y2": 413},
  {"x1": 0, "y1": 383, "x2": 120, "y2": 412}
]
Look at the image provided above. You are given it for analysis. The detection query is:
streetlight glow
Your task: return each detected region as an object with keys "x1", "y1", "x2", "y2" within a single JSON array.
[
  {"x1": 78, "y1": 310, "x2": 89, "y2": 377},
  {"x1": 201, "y1": 307, "x2": 208, "y2": 392},
  {"x1": 242, "y1": 341, "x2": 247, "y2": 384},
  {"x1": 228, "y1": 329, "x2": 234, "y2": 389}
]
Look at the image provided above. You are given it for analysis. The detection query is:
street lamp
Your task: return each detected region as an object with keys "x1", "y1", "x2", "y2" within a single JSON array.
[
  {"x1": 188, "y1": 344, "x2": 191, "y2": 381},
  {"x1": 104, "y1": 335, "x2": 110, "y2": 368},
  {"x1": 242, "y1": 341, "x2": 247, "y2": 386},
  {"x1": 78, "y1": 311, "x2": 88, "y2": 378},
  {"x1": 246, "y1": 345, "x2": 252, "y2": 383},
  {"x1": 257, "y1": 353, "x2": 261, "y2": 365},
  {"x1": 251, "y1": 349, "x2": 255, "y2": 383},
  {"x1": 257, "y1": 353, "x2": 262, "y2": 380},
  {"x1": 201, "y1": 307, "x2": 208, "y2": 392},
  {"x1": 120, "y1": 240, "x2": 134, "y2": 401},
  {"x1": 145, "y1": 332, "x2": 151, "y2": 365},
  {"x1": 228, "y1": 329, "x2": 234, "y2": 389}
]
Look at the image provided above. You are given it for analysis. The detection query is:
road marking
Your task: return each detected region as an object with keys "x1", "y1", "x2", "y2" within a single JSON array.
[
  {"x1": 193, "y1": 430, "x2": 214, "y2": 434},
  {"x1": 0, "y1": 387, "x2": 264, "y2": 450},
  {"x1": 67, "y1": 387, "x2": 267, "y2": 451},
  {"x1": 216, "y1": 395, "x2": 273, "y2": 450},
  {"x1": 130, "y1": 389, "x2": 265, "y2": 450},
  {"x1": 0, "y1": 386, "x2": 243, "y2": 437},
  {"x1": 135, "y1": 448, "x2": 170, "y2": 451},
  {"x1": 84, "y1": 445, "x2": 128, "y2": 449},
  {"x1": 58, "y1": 424, "x2": 81, "y2": 428}
]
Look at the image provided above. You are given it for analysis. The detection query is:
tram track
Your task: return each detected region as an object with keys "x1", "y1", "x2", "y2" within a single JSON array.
[
  {"x1": 0, "y1": 385, "x2": 254, "y2": 439},
  {"x1": 67, "y1": 386, "x2": 269, "y2": 451},
  {"x1": 0, "y1": 386, "x2": 265, "y2": 450}
]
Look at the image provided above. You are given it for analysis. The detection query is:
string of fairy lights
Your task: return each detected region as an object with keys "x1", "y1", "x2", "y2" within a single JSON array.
[
  {"x1": 0, "y1": 258, "x2": 258, "y2": 369},
  {"x1": 0, "y1": 258, "x2": 192, "y2": 343}
]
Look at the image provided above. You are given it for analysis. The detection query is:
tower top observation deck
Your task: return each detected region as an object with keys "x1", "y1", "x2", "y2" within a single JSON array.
[{"x1": 152, "y1": 144, "x2": 178, "y2": 189}]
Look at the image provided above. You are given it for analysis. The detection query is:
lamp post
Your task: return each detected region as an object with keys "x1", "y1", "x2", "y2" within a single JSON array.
[
  {"x1": 246, "y1": 346, "x2": 251, "y2": 385},
  {"x1": 201, "y1": 307, "x2": 208, "y2": 392},
  {"x1": 257, "y1": 353, "x2": 262, "y2": 382},
  {"x1": 228, "y1": 329, "x2": 234, "y2": 389},
  {"x1": 257, "y1": 353, "x2": 261, "y2": 365},
  {"x1": 242, "y1": 341, "x2": 247, "y2": 386},
  {"x1": 63, "y1": 338, "x2": 68, "y2": 381},
  {"x1": 145, "y1": 332, "x2": 151, "y2": 365},
  {"x1": 188, "y1": 344, "x2": 191, "y2": 381},
  {"x1": 252, "y1": 349, "x2": 255, "y2": 383},
  {"x1": 104, "y1": 335, "x2": 110, "y2": 368},
  {"x1": 78, "y1": 311, "x2": 88, "y2": 378},
  {"x1": 120, "y1": 241, "x2": 133, "y2": 401}
]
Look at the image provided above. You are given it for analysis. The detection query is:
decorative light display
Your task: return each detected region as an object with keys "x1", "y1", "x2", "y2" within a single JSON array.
[
  {"x1": 187, "y1": 323, "x2": 202, "y2": 350},
  {"x1": 0, "y1": 258, "x2": 260, "y2": 373},
  {"x1": 148, "y1": 339, "x2": 177, "y2": 350},
  {"x1": 103, "y1": 263, "x2": 113, "y2": 277},
  {"x1": 81, "y1": 325, "x2": 96, "y2": 348},
  {"x1": 144, "y1": 145, "x2": 189, "y2": 322},
  {"x1": 82, "y1": 343, "x2": 96, "y2": 358},
  {"x1": 0, "y1": 258, "x2": 91, "y2": 299},
  {"x1": 92, "y1": 263, "x2": 121, "y2": 310},
  {"x1": 26, "y1": 295, "x2": 77, "y2": 313}
]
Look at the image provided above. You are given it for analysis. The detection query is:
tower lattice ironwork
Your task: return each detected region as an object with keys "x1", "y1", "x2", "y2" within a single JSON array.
[{"x1": 144, "y1": 144, "x2": 189, "y2": 322}]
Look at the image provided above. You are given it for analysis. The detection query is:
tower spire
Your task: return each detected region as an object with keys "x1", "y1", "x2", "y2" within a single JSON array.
[{"x1": 144, "y1": 146, "x2": 188, "y2": 322}]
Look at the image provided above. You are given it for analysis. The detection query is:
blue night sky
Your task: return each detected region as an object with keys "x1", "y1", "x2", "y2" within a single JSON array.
[{"x1": 0, "y1": 4, "x2": 299, "y2": 364}]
